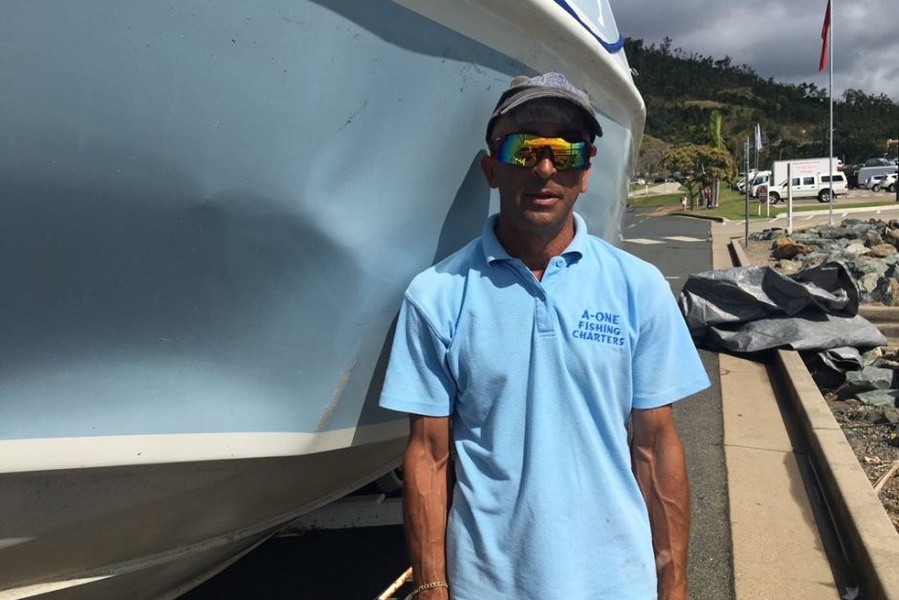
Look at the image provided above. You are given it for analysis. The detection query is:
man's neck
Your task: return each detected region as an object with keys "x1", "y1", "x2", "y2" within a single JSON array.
[{"x1": 495, "y1": 217, "x2": 575, "y2": 279}]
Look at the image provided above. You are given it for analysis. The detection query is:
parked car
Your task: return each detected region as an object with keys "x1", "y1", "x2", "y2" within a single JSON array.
[
  {"x1": 878, "y1": 173, "x2": 897, "y2": 193},
  {"x1": 734, "y1": 170, "x2": 757, "y2": 192},
  {"x1": 865, "y1": 174, "x2": 886, "y2": 190},
  {"x1": 863, "y1": 157, "x2": 895, "y2": 167},
  {"x1": 858, "y1": 161, "x2": 898, "y2": 187},
  {"x1": 766, "y1": 171, "x2": 847, "y2": 204},
  {"x1": 630, "y1": 177, "x2": 646, "y2": 185}
]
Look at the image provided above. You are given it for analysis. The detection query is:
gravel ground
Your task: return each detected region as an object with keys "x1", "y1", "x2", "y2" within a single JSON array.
[
  {"x1": 826, "y1": 387, "x2": 899, "y2": 533},
  {"x1": 739, "y1": 239, "x2": 899, "y2": 534}
]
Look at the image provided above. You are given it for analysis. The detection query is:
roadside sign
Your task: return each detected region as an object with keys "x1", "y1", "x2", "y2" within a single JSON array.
[{"x1": 758, "y1": 185, "x2": 768, "y2": 204}]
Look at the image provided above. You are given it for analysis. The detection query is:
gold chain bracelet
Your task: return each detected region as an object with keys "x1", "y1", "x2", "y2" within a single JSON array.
[{"x1": 410, "y1": 580, "x2": 449, "y2": 596}]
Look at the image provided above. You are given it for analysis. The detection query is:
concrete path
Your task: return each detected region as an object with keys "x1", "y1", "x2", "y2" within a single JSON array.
[
  {"x1": 709, "y1": 220, "x2": 841, "y2": 599},
  {"x1": 712, "y1": 207, "x2": 899, "y2": 600},
  {"x1": 720, "y1": 353, "x2": 839, "y2": 599}
]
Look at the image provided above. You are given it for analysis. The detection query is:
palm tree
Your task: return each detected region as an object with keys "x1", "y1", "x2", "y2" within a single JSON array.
[{"x1": 708, "y1": 111, "x2": 725, "y2": 206}]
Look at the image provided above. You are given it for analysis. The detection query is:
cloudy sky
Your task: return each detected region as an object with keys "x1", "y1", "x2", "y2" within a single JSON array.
[{"x1": 612, "y1": 0, "x2": 899, "y2": 102}]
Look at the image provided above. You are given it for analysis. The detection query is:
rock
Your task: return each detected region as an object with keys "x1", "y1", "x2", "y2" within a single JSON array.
[
  {"x1": 800, "y1": 254, "x2": 827, "y2": 269},
  {"x1": 771, "y1": 237, "x2": 813, "y2": 260},
  {"x1": 875, "y1": 277, "x2": 899, "y2": 306},
  {"x1": 775, "y1": 259, "x2": 803, "y2": 274},
  {"x1": 884, "y1": 407, "x2": 899, "y2": 424},
  {"x1": 855, "y1": 389, "x2": 899, "y2": 408},
  {"x1": 818, "y1": 225, "x2": 858, "y2": 239},
  {"x1": 873, "y1": 357, "x2": 899, "y2": 370},
  {"x1": 883, "y1": 227, "x2": 899, "y2": 248},
  {"x1": 845, "y1": 241, "x2": 870, "y2": 257},
  {"x1": 855, "y1": 256, "x2": 890, "y2": 275},
  {"x1": 863, "y1": 347, "x2": 885, "y2": 364},
  {"x1": 865, "y1": 230, "x2": 885, "y2": 247},
  {"x1": 870, "y1": 243, "x2": 897, "y2": 258},
  {"x1": 846, "y1": 366, "x2": 895, "y2": 391},
  {"x1": 857, "y1": 272, "x2": 882, "y2": 296}
]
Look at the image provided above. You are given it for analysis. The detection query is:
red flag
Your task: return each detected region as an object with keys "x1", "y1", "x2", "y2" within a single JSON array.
[{"x1": 818, "y1": 0, "x2": 831, "y2": 72}]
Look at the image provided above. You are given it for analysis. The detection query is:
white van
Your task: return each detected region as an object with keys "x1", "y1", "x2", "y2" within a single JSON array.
[
  {"x1": 748, "y1": 170, "x2": 771, "y2": 198},
  {"x1": 735, "y1": 170, "x2": 757, "y2": 192},
  {"x1": 767, "y1": 171, "x2": 847, "y2": 203}
]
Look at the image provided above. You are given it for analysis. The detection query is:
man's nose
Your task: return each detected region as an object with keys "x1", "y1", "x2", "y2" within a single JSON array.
[{"x1": 532, "y1": 149, "x2": 557, "y2": 178}]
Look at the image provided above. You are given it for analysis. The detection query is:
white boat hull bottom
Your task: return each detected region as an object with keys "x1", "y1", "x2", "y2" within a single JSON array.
[{"x1": 0, "y1": 437, "x2": 405, "y2": 600}]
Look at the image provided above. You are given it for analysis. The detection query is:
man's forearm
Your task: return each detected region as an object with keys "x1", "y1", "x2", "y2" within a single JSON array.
[
  {"x1": 642, "y1": 441, "x2": 690, "y2": 598},
  {"x1": 403, "y1": 415, "x2": 452, "y2": 598},
  {"x1": 631, "y1": 408, "x2": 691, "y2": 600}
]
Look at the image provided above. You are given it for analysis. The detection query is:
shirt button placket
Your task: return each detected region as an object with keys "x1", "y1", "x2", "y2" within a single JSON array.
[{"x1": 534, "y1": 258, "x2": 564, "y2": 336}]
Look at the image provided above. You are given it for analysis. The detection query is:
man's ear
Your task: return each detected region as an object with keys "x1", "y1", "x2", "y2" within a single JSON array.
[
  {"x1": 579, "y1": 166, "x2": 592, "y2": 194},
  {"x1": 480, "y1": 153, "x2": 499, "y2": 189},
  {"x1": 579, "y1": 144, "x2": 597, "y2": 193}
]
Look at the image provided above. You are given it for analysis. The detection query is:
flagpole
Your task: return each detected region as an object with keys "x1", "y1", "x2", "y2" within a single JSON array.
[
  {"x1": 745, "y1": 137, "x2": 750, "y2": 246},
  {"x1": 754, "y1": 123, "x2": 761, "y2": 172},
  {"x1": 828, "y1": 0, "x2": 834, "y2": 225}
]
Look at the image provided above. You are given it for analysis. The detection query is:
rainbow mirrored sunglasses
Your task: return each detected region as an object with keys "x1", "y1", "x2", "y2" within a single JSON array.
[{"x1": 493, "y1": 133, "x2": 593, "y2": 170}]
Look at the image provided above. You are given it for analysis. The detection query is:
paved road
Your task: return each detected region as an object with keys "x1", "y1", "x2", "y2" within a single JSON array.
[
  {"x1": 183, "y1": 209, "x2": 731, "y2": 600},
  {"x1": 623, "y1": 208, "x2": 733, "y2": 600},
  {"x1": 630, "y1": 181, "x2": 898, "y2": 205}
]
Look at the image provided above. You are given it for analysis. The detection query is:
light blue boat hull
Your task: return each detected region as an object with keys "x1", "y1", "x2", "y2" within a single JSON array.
[{"x1": 0, "y1": 1, "x2": 644, "y2": 597}]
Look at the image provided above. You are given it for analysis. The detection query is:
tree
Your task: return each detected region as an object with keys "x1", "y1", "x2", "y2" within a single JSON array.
[
  {"x1": 622, "y1": 37, "x2": 898, "y2": 166},
  {"x1": 708, "y1": 111, "x2": 724, "y2": 150},
  {"x1": 708, "y1": 111, "x2": 725, "y2": 206},
  {"x1": 663, "y1": 144, "x2": 737, "y2": 209},
  {"x1": 636, "y1": 135, "x2": 671, "y2": 180}
]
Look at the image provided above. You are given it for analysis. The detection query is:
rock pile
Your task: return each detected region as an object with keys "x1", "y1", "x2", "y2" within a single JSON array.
[
  {"x1": 750, "y1": 217, "x2": 899, "y2": 446},
  {"x1": 751, "y1": 218, "x2": 899, "y2": 305}
]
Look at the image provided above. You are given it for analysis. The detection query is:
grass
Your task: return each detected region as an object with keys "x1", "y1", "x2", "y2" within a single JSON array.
[
  {"x1": 682, "y1": 100, "x2": 727, "y2": 110},
  {"x1": 628, "y1": 192, "x2": 683, "y2": 208},
  {"x1": 627, "y1": 185, "x2": 899, "y2": 221}
]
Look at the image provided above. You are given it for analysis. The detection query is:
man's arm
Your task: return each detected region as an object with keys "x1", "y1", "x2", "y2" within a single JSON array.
[
  {"x1": 630, "y1": 404, "x2": 690, "y2": 600},
  {"x1": 403, "y1": 414, "x2": 452, "y2": 599}
]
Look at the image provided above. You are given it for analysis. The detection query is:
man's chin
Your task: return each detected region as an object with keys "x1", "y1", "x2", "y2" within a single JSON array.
[{"x1": 519, "y1": 211, "x2": 571, "y2": 232}]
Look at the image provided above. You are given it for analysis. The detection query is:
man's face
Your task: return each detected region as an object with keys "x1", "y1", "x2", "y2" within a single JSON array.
[{"x1": 480, "y1": 101, "x2": 593, "y2": 239}]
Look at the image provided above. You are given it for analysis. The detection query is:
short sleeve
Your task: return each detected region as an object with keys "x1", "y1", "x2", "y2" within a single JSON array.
[
  {"x1": 379, "y1": 297, "x2": 457, "y2": 416},
  {"x1": 631, "y1": 272, "x2": 710, "y2": 409}
]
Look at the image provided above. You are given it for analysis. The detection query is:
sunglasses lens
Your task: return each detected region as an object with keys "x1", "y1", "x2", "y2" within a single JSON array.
[
  {"x1": 495, "y1": 134, "x2": 589, "y2": 170},
  {"x1": 496, "y1": 134, "x2": 537, "y2": 167}
]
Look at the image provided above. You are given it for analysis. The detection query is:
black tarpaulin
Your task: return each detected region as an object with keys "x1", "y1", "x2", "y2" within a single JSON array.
[{"x1": 679, "y1": 261, "x2": 886, "y2": 353}]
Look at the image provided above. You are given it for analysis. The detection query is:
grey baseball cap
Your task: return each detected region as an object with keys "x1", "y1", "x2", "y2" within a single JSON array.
[{"x1": 485, "y1": 72, "x2": 603, "y2": 143}]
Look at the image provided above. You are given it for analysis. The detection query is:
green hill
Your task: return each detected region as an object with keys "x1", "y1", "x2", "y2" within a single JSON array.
[{"x1": 625, "y1": 37, "x2": 899, "y2": 177}]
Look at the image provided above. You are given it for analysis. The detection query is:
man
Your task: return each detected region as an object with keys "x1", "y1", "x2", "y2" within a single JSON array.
[{"x1": 379, "y1": 73, "x2": 710, "y2": 600}]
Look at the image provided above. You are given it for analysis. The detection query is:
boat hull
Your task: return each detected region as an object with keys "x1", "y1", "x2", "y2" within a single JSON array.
[
  {"x1": 0, "y1": 0, "x2": 644, "y2": 597},
  {"x1": 1, "y1": 438, "x2": 405, "y2": 599}
]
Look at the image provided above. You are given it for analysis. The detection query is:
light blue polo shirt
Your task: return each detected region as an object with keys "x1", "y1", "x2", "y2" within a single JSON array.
[{"x1": 380, "y1": 212, "x2": 710, "y2": 599}]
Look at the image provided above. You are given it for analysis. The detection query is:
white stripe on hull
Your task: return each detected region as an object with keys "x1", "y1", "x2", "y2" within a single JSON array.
[{"x1": 0, "y1": 419, "x2": 408, "y2": 474}]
